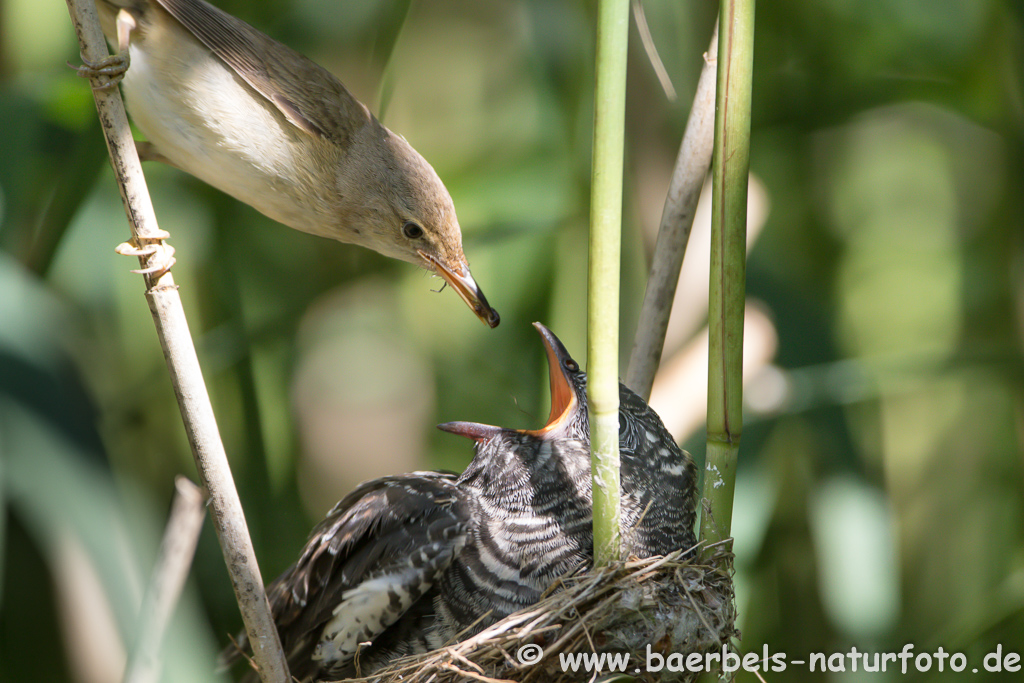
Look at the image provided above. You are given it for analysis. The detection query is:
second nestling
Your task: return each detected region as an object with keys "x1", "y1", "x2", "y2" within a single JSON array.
[{"x1": 84, "y1": 0, "x2": 499, "y2": 327}]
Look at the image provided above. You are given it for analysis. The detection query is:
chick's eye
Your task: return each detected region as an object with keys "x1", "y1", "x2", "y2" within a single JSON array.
[
  {"x1": 564, "y1": 359, "x2": 579, "y2": 372},
  {"x1": 402, "y1": 221, "x2": 424, "y2": 239}
]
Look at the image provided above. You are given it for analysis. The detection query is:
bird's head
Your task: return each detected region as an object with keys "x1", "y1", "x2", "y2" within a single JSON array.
[
  {"x1": 438, "y1": 322, "x2": 588, "y2": 444},
  {"x1": 339, "y1": 123, "x2": 499, "y2": 328}
]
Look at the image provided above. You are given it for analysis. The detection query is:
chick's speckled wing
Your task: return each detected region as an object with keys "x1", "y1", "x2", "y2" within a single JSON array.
[
  {"x1": 155, "y1": 0, "x2": 368, "y2": 143},
  {"x1": 233, "y1": 472, "x2": 469, "y2": 681},
  {"x1": 617, "y1": 385, "x2": 698, "y2": 557}
]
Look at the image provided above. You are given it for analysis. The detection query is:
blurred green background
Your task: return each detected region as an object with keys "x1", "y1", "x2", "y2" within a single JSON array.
[{"x1": 1, "y1": 0, "x2": 1022, "y2": 681}]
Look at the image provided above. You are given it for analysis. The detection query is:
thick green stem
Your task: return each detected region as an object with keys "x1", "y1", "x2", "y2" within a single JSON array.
[
  {"x1": 588, "y1": 0, "x2": 630, "y2": 565},
  {"x1": 702, "y1": 0, "x2": 754, "y2": 553}
]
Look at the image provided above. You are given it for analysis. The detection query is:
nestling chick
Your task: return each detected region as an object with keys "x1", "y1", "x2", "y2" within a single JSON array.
[{"x1": 222, "y1": 324, "x2": 696, "y2": 680}]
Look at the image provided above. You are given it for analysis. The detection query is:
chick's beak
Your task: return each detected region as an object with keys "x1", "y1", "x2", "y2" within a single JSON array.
[
  {"x1": 419, "y1": 251, "x2": 500, "y2": 328},
  {"x1": 438, "y1": 421, "x2": 504, "y2": 442},
  {"x1": 527, "y1": 322, "x2": 579, "y2": 436}
]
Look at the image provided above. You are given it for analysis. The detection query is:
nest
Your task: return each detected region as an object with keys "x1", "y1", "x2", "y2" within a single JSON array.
[{"x1": 341, "y1": 543, "x2": 737, "y2": 683}]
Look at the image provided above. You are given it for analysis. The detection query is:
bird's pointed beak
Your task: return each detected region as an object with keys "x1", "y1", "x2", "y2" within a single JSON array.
[
  {"x1": 419, "y1": 251, "x2": 500, "y2": 328},
  {"x1": 438, "y1": 421, "x2": 505, "y2": 442},
  {"x1": 526, "y1": 322, "x2": 579, "y2": 436}
]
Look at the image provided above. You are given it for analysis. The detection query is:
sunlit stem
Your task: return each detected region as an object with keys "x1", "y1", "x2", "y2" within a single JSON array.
[
  {"x1": 701, "y1": 0, "x2": 755, "y2": 555},
  {"x1": 588, "y1": 0, "x2": 630, "y2": 565}
]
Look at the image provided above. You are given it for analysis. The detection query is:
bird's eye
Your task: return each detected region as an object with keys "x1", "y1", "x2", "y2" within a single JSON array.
[
  {"x1": 564, "y1": 359, "x2": 579, "y2": 372},
  {"x1": 402, "y1": 221, "x2": 424, "y2": 239}
]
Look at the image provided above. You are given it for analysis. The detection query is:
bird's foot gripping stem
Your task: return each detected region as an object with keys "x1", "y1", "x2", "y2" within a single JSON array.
[
  {"x1": 73, "y1": 51, "x2": 130, "y2": 90},
  {"x1": 115, "y1": 229, "x2": 176, "y2": 277},
  {"x1": 72, "y1": 9, "x2": 136, "y2": 91}
]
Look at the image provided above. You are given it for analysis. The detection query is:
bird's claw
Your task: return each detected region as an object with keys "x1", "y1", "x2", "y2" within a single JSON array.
[
  {"x1": 115, "y1": 233, "x2": 176, "y2": 276},
  {"x1": 71, "y1": 51, "x2": 130, "y2": 91}
]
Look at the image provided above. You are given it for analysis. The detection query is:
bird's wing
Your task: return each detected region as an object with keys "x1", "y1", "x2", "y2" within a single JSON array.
[
  {"x1": 617, "y1": 384, "x2": 698, "y2": 557},
  {"x1": 154, "y1": 0, "x2": 368, "y2": 143},
  {"x1": 226, "y1": 471, "x2": 469, "y2": 678}
]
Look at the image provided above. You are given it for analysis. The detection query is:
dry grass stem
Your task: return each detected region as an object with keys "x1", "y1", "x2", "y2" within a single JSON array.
[
  {"x1": 63, "y1": 1, "x2": 289, "y2": 679},
  {"x1": 626, "y1": 19, "x2": 720, "y2": 401},
  {"x1": 123, "y1": 477, "x2": 206, "y2": 683}
]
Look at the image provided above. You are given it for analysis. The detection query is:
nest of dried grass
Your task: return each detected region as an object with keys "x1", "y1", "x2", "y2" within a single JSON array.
[{"x1": 341, "y1": 543, "x2": 737, "y2": 683}]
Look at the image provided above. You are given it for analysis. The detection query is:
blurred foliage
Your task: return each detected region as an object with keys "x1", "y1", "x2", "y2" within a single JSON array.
[{"x1": 1, "y1": 0, "x2": 1022, "y2": 682}]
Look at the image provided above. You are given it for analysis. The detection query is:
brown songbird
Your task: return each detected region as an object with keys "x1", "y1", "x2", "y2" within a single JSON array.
[{"x1": 86, "y1": 0, "x2": 499, "y2": 326}]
